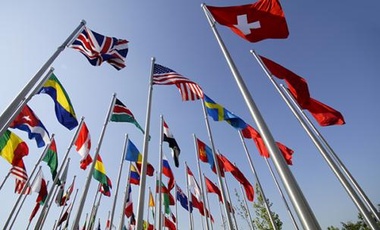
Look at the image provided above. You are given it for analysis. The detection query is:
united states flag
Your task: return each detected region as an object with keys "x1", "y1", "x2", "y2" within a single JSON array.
[
  {"x1": 71, "y1": 26, "x2": 129, "y2": 70},
  {"x1": 153, "y1": 64, "x2": 204, "y2": 101},
  {"x1": 11, "y1": 159, "x2": 31, "y2": 194}
]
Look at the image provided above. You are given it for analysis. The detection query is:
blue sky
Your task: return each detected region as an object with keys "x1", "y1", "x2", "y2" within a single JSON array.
[{"x1": 0, "y1": 1, "x2": 379, "y2": 229}]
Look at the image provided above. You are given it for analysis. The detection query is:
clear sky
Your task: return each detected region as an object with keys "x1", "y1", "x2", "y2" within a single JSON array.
[{"x1": 0, "y1": 1, "x2": 379, "y2": 229}]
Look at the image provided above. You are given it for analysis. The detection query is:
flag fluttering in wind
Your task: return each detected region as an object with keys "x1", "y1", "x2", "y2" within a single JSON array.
[
  {"x1": 29, "y1": 170, "x2": 48, "y2": 221},
  {"x1": 55, "y1": 160, "x2": 69, "y2": 206},
  {"x1": 204, "y1": 94, "x2": 247, "y2": 130},
  {"x1": 125, "y1": 139, "x2": 154, "y2": 176},
  {"x1": 70, "y1": 26, "x2": 129, "y2": 70},
  {"x1": 219, "y1": 154, "x2": 254, "y2": 201},
  {"x1": 153, "y1": 63, "x2": 204, "y2": 101},
  {"x1": 186, "y1": 166, "x2": 202, "y2": 200},
  {"x1": 164, "y1": 216, "x2": 176, "y2": 230},
  {"x1": 162, "y1": 155, "x2": 175, "y2": 191},
  {"x1": 204, "y1": 176, "x2": 222, "y2": 202},
  {"x1": 11, "y1": 159, "x2": 31, "y2": 194},
  {"x1": 196, "y1": 137, "x2": 218, "y2": 173},
  {"x1": 260, "y1": 55, "x2": 345, "y2": 126},
  {"x1": 129, "y1": 163, "x2": 140, "y2": 185},
  {"x1": 42, "y1": 139, "x2": 58, "y2": 181},
  {"x1": 176, "y1": 184, "x2": 193, "y2": 212},
  {"x1": 111, "y1": 98, "x2": 145, "y2": 134},
  {"x1": 0, "y1": 129, "x2": 29, "y2": 165},
  {"x1": 57, "y1": 203, "x2": 73, "y2": 227},
  {"x1": 37, "y1": 73, "x2": 78, "y2": 130},
  {"x1": 9, "y1": 104, "x2": 50, "y2": 148},
  {"x1": 162, "y1": 119, "x2": 181, "y2": 167},
  {"x1": 206, "y1": 0, "x2": 289, "y2": 43},
  {"x1": 74, "y1": 121, "x2": 93, "y2": 170},
  {"x1": 93, "y1": 154, "x2": 112, "y2": 197},
  {"x1": 61, "y1": 177, "x2": 75, "y2": 206},
  {"x1": 125, "y1": 186, "x2": 133, "y2": 217}
]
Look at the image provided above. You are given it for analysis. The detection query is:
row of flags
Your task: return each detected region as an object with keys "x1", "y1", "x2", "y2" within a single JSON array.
[{"x1": 0, "y1": 0, "x2": 352, "y2": 228}]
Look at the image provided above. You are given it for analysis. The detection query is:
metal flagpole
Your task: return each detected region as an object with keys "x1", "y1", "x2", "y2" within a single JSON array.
[
  {"x1": 264, "y1": 158, "x2": 299, "y2": 230},
  {"x1": 118, "y1": 166, "x2": 131, "y2": 230},
  {"x1": 238, "y1": 183, "x2": 254, "y2": 230},
  {"x1": 277, "y1": 84, "x2": 380, "y2": 229},
  {"x1": 55, "y1": 175, "x2": 77, "y2": 230},
  {"x1": 219, "y1": 200, "x2": 227, "y2": 230},
  {"x1": 203, "y1": 175, "x2": 214, "y2": 230},
  {"x1": 0, "y1": 20, "x2": 86, "y2": 138},
  {"x1": 222, "y1": 176, "x2": 239, "y2": 230},
  {"x1": 90, "y1": 194, "x2": 103, "y2": 230},
  {"x1": 87, "y1": 185, "x2": 101, "y2": 230},
  {"x1": 185, "y1": 162, "x2": 194, "y2": 230},
  {"x1": 201, "y1": 4, "x2": 320, "y2": 229},
  {"x1": 135, "y1": 57, "x2": 155, "y2": 230},
  {"x1": 158, "y1": 115, "x2": 164, "y2": 230},
  {"x1": 0, "y1": 171, "x2": 11, "y2": 190},
  {"x1": 71, "y1": 94, "x2": 117, "y2": 230},
  {"x1": 35, "y1": 117, "x2": 86, "y2": 230},
  {"x1": 200, "y1": 99, "x2": 234, "y2": 230},
  {"x1": 174, "y1": 185, "x2": 179, "y2": 230},
  {"x1": 110, "y1": 134, "x2": 129, "y2": 229},
  {"x1": 3, "y1": 134, "x2": 55, "y2": 230},
  {"x1": 237, "y1": 131, "x2": 278, "y2": 230},
  {"x1": 193, "y1": 134, "x2": 211, "y2": 230},
  {"x1": 147, "y1": 187, "x2": 152, "y2": 228}
]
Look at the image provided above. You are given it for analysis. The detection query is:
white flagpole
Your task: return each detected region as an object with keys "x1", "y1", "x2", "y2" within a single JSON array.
[
  {"x1": 277, "y1": 84, "x2": 380, "y2": 229},
  {"x1": 222, "y1": 175, "x2": 239, "y2": 230},
  {"x1": 201, "y1": 5, "x2": 320, "y2": 229},
  {"x1": 110, "y1": 134, "x2": 129, "y2": 229},
  {"x1": 90, "y1": 194, "x2": 103, "y2": 230},
  {"x1": 185, "y1": 162, "x2": 194, "y2": 230},
  {"x1": 135, "y1": 57, "x2": 155, "y2": 230},
  {"x1": 146, "y1": 187, "x2": 152, "y2": 227},
  {"x1": 71, "y1": 94, "x2": 117, "y2": 230},
  {"x1": 34, "y1": 117, "x2": 86, "y2": 230},
  {"x1": 157, "y1": 115, "x2": 164, "y2": 230},
  {"x1": 193, "y1": 134, "x2": 211, "y2": 230},
  {"x1": 87, "y1": 185, "x2": 102, "y2": 230},
  {"x1": 202, "y1": 175, "x2": 214, "y2": 230},
  {"x1": 174, "y1": 186, "x2": 179, "y2": 230},
  {"x1": 264, "y1": 158, "x2": 299, "y2": 230},
  {"x1": 0, "y1": 20, "x2": 86, "y2": 138},
  {"x1": 200, "y1": 99, "x2": 234, "y2": 229},
  {"x1": 238, "y1": 183, "x2": 254, "y2": 230},
  {"x1": 118, "y1": 162, "x2": 132, "y2": 230},
  {"x1": 3, "y1": 134, "x2": 55, "y2": 230},
  {"x1": 237, "y1": 131, "x2": 279, "y2": 230}
]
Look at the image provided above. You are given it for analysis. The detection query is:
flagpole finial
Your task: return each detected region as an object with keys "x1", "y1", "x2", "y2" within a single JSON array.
[
  {"x1": 151, "y1": 57, "x2": 155, "y2": 62},
  {"x1": 80, "y1": 19, "x2": 87, "y2": 25}
]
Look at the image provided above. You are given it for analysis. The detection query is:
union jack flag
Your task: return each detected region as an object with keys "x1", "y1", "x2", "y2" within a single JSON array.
[
  {"x1": 71, "y1": 26, "x2": 129, "y2": 70},
  {"x1": 153, "y1": 63, "x2": 204, "y2": 101}
]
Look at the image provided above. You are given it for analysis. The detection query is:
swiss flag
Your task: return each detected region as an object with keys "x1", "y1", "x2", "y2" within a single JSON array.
[{"x1": 207, "y1": 0, "x2": 289, "y2": 43}]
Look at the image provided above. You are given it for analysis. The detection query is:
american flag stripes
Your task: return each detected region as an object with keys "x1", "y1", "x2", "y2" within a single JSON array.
[
  {"x1": 152, "y1": 63, "x2": 204, "y2": 101},
  {"x1": 71, "y1": 26, "x2": 129, "y2": 70}
]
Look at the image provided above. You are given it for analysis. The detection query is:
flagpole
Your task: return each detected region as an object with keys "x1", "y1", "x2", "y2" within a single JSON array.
[
  {"x1": 71, "y1": 94, "x2": 117, "y2": 230},
  {"x1": 135, "y1": 57, "x2": 155, "y2": 230},
  {"x1": 237, "y1": 131, "x2": 279, "y2": 230},
  {"x1": 222, "y1": 175, "x2": 239, "y2": 230},
  {"x1": 264, "y1": 157, "x2": 299, "y2": 230},
  {"x1": 185, "y1": 162, "x2": 194, "y2": 230},
  {"x1": 0, "y1": 171, "x2": 11, "y2": 190},
  {"x1": 55, "y1": 175, "x2": 77, "y2": 230},
  {"x1": 118, "y1": 163, "x2": 132, "y2": 230},
  {"x1": 174, "y1": 186, "x2": 179, "y2": 230},
  {"x1": 90, "y1": 193, "x2": 103, "y2": 230},
  {"x1": 193, "y1": 134, "x2": 211, "y2": 230},
  {"x1": 203, "y1": 176, "x2": 214, "y2": 230},
  {"x1": 200, "y1": 98, "x2": 234, "y2": 230},
  {"x1": 110, "y1": 134, "x2": 129, "y2": 229},
  {"x1": 49, "y1": 183, "x2": 63, "y2": 230},
  {"x1": 201, "y1": 5, "x2": 320, "y2": 229},
  {"x1": 277, "y1": 84, "x2": 380, "y2": 229},
  {"x1": 238, "y1": 183, "x2": 254, "y2": 230},
  {"x1": 218, "y1": 200, "x2": 226, "y2": 230},
  {"x1": 34, "y1": 117, "x2": 85, "y2": 230},
  {"x1": 147, "y1": 187, "x2": 151, "y2": 227},
  {"x1": 158, "y1": 115, "x2": 164, "y2": 230},
  {"x1": 0, "y1": 20, "x2": 86, "y2": 138},
  {"x1": 3, "y1": 134, "x2": 55, "y2": 230},
  {"x1": 153, "y1": 172, "x2": 158, "y2": 230},
  {"x1": 87, "y1": 185, "x2": 101, "y2": 230}
]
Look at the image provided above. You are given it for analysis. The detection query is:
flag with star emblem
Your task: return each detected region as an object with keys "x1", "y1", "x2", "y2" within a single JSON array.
[{"x1": 206, "y1": 0, "x2": 289, "y2": 43}]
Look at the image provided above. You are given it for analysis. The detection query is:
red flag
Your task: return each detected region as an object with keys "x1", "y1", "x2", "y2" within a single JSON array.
[
  {"x1": 135, "y1": 162, "x2": 155, "y2": 176},
  {"x1": 241, "y1": 124, "x2": 293, "y2": 164},
  {"x1": 164, "y1": 216, "x2": 176, "y2": 230},
  {"x1": 260, "y1": 55, "x2": 345, "y2": 126},
  {"x1": 191, "y1": 194, "x2": 205, "y2": 216},
  {"x1": 156, "y1": 182, "x2": 175, "y2": 205},
  {"x1": 162, "y1": 155, "x2": 175, "y2": 191},
  {"x1": 219, "y1": 154, "x2": 255, "y2": 201},
  {"x1": 29, "y1": 171, "x2": 48, "y2": 221},
  {"x1": 74, "y1": 122, "x2": 93, "y2": 170},
  {"x1": 207, "y1": 0, "x2": 289, "y2": 43},
  {"x1": 204, "y1": 176, "x2": 222, "y2": 202}
]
